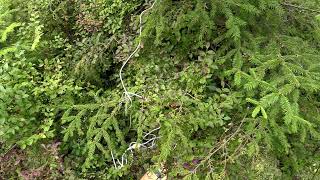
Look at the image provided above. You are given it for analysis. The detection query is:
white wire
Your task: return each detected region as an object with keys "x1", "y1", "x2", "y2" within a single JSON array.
[
  {"x1": 110, "y1": 126, "x2": 161, "y2": 169},
  {"x1": 143, "y1": 126, "x2": 161, "y2": 138},
  {"x1": 119, "y1": 0, "x2": 158, "y2": 103},
  {"x1": 111, "y1": 151, "x2": 117, "y2": 169},
  {"x1": 112, "y1": 0, "x2": 160, "y2": 170}
]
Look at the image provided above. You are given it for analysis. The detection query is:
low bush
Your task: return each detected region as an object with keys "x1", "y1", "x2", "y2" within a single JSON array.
[{"x1": 1, "y1": 0, "x2": 320, "y2": 179}]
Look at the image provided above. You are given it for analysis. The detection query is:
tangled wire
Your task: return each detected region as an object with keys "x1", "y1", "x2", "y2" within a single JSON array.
[
  {"x1": 111, "y1": 126, "x2": 161, "y2": 169},
  {"x1": 115, "y1": 1, "x2": 160, "y2": 168}
]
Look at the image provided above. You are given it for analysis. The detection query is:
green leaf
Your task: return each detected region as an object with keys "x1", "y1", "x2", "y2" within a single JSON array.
[
  {"x1": 247, "y1": 142, "x2": 257, "y2": 157},
  {"x1": 260, "y1": 107, "x2": 268, "y2": 119},
  {"x1": 21, "y1": 144, "x2": 27, "y2": 149},
  {"x1": 39, "y1": 133, "x2": 46, "y2": 138},
  {"x1": 0, "y1": 46, "x2": 16, "y2": 56},
  {"x1": 234, "y1": 71, "x2": 242, "y2": 86},
  {"x1": 252, "y1": 106, "x2": 261, "y2": 118},
  {"x1": 246, "y1": 98, "x2": 259, "y2": 105},
  {"x1": 27, "y1": 139, "x2": 33, "y2": 145}
]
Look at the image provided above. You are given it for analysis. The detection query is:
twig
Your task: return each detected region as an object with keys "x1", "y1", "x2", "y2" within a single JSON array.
[
  {"x1": 1, "y1": 144, "x2": 17, "y2": 157},
  {"x1": 223, "y1": 145, "x2": 227, "y2": 178},
  {"x1": 193, "y1": 114, "x2": 247, "y2": 173},
  {"x1": 281, "y1": 2, "x2": 320, "y2": 13},
  {"x1": 220, "y1": 136, "x2": 250, "y2": 165}
]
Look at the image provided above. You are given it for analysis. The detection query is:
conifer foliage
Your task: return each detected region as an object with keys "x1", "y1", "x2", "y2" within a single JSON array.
[{"x1": 1, "y1": 0, "x2": 320, "y2": 179}]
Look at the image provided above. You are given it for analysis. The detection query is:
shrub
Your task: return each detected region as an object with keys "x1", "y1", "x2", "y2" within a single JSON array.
[{"x1": 1, "y1": 0, "x2": 320, "y2": 179}]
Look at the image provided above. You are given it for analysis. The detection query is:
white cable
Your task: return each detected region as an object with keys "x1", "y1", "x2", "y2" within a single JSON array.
[
  {"x1": 110, "y1": 126, "x2": 161, "y2": 169},
  {"x1": 111, "y1": 151, "x2": 117, "y2": 169},
  {"x1": 143, "y1": 126, "x2": 161, "y2": 138},
  {"x1": 119, "y1": 0, "x2": 158, "y2": 103},
  {"x1": 112, "y1": 0, "x2": 160, "y2": 170}
]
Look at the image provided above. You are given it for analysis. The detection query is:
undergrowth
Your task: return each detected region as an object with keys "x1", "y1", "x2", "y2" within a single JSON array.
[{"x1": 1, "y1": 0, "x2": 320, "y2": 179}]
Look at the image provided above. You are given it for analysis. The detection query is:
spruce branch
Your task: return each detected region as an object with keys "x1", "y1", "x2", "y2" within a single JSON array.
[
  {"x1": 281, "y1": 2, "x2": 320, "y2": 13},
  {"x1": 193, "y1": 114, "x2": 247, "y2": 173},
  {"x1": 219, "y1": 136, "x2": 250, "y2": 165}
]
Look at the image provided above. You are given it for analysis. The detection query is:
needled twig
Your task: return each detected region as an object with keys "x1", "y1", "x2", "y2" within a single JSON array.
[
  {"x1": 193, "y1": 114, "x2": 247, "y2": 173},
  {"x1": 281, "y1": 2, "x2": 320, "y2": 13}
]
